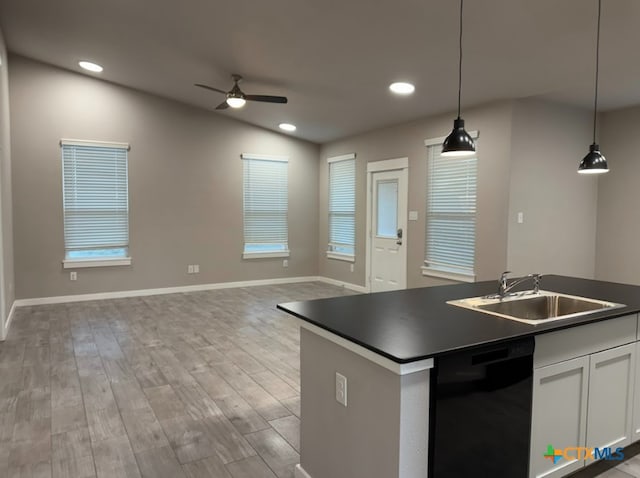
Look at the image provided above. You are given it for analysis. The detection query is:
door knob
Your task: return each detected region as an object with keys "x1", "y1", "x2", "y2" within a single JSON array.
[{"x1": 396, "y1": 228, "x2": 403, "y2": 245}]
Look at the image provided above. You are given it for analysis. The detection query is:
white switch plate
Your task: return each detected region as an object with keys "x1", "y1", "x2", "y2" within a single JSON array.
[
  {"x1": 283, "y1": 259, "x2": 289, "y2": 268},
  {"x1": 409, "y1": 210, "x2": 418, "y2": 221},
  {"x1": 335, "y1": 372, "x2": 347, "y2": 407},
  {"x1": 70, "y1": 271, "x2": 77, "y2": 281},
  {"x1": 193, "y1": 264, "x2": 200, "y2": 273},
  {"x1": 517, "y1": 212, "x2": 524, "y2": 224},
  {"x1": 187, "y1": 265, "x2": 194, "y2": 274},
  {"x1": 350, "y1": 264, "x2": 354, "y2": 273}
]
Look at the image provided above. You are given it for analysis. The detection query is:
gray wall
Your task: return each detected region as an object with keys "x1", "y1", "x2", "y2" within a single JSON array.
[
  {"x1": 319, "y1": 101, "x2": 514, "y2": 289},
  {"x1": 300, "y1": 328, "x2": 430, "y2": 478},
  {"x1": 595, "y1": 105, "x2": 640, "y2": 284},
  {"x1": 9, "y1": 56, "x2": 320, "y2": 299},
  {"x1": 507, "y1": 99, "x2": 597, "y2": 278},
  {"x1": 0, "y1": 29, "x2": 14, "y2": 332}
]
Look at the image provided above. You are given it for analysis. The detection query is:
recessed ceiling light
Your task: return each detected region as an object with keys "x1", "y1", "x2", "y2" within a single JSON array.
[
  {"x1": 389, "y1": 82, "x2": 415, "y2": 95},
  {"x1": 78, "y1": 61, "x2": 103, "y2": 73},
  {"x1": 279, "y1": 123, "x2": 297, "y2": 132}
]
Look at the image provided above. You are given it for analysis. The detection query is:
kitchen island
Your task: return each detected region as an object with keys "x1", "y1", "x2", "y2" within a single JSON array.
[{"x1": 277, "y1": 275, "x2": 640, "y2": 478}]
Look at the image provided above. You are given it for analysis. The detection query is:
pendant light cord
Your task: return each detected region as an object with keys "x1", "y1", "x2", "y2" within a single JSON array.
[
  {"x1": 457, "y1": 0, "x2": 464, "y2": 119},
  {"x1": 593, "y1": 0, "x2": 601, "y2": 143}
]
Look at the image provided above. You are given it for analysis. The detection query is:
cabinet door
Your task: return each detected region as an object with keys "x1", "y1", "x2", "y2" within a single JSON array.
[
  {"x1": 530, "y1": 356, "x2": 590, "y2": 478},
  {"x1": 587, "y1": 343, "x2": 635, "y2": 452},
  {"x1": 633, "y1": 343, "x2": 640, "y2": 442}
]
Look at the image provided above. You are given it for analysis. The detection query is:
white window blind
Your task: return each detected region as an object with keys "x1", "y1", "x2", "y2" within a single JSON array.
[
  {"x1": 61, "y1": 140, "x2": 130, "y2": 261},
  {"x1": 424, "y1": 144, "x2": 477, "y2": 277},
  {"x1": 242, "y1": 154, "x2": 289, "y2": 257},
  {"x1": 328, "y1": 155, "x2": 355, "y2": 257}
]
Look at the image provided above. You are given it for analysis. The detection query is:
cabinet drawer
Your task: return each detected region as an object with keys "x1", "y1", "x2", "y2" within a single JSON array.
[{"x1": 535, "y1": 314, "x2": 637, "y2": 368}]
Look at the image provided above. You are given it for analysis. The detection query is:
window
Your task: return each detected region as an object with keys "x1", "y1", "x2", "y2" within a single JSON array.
[
  {"x1": 327, "y1": 154, "x2": 356, "y2": 261},
  {"x1": 423, "y1": 138, "x2": 477, "y2": 282},
  {"x1": 242, "y1": 153, "x2": 289, "y2": 258},
  {"x1": 61, "y1": 140, "x2": 131, "y2": 268}
]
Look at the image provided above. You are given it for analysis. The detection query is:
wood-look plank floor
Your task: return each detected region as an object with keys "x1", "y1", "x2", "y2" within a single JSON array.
[
  {"x1": 3, "y1": 281, "x2": 640, "y2": 478},
  {"x1": 0, "y1": 282, "x2": 354, "y2": 478}
]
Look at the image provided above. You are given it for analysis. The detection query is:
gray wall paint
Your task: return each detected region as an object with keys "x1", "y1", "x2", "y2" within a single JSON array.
[
  {"x1": 318, "y1": 101, "x2": 514, "y2": 289},
  {"x1": 507, "y1": 99, "x2": 597, "y2": 278},
  {"x1": 595, "y1": 106, "x2": 640, "y2": 284},
  {"x1": 300, "y1": 329, "x2": 430, "y2": 478},
  {"x1": 0, "y1": 29, "x2": 14, "y2": 329},
  {"x1": 9, "y1": 56, "x2": 320, "y2": 299}
]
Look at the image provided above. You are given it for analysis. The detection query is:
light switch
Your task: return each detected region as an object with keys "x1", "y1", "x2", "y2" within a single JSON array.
[
  {"x1": 517, "y1": 212, "x2": 524, "y2": 224},
  {"x1": 409, "y1": 211, "x2": 418, "y2": 221}
]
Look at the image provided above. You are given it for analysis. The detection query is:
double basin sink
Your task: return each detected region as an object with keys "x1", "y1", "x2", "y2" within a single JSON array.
[{"x1": 448, "y1": 290, "x2": 625, "y2": 325}]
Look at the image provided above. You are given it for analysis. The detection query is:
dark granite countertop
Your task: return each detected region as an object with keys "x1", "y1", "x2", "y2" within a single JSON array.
[{"x1": 277, "y1": 275, "x2": 640, "y2": 364}]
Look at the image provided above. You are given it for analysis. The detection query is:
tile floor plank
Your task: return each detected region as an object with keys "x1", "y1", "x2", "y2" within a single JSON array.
[
  {"x1": 225, "y1": 455, "x2": 278, "y2": 478},
  {"x1": 182, "y1": 455, "x2": 233, "y2": 478},
  {"x1": 134, "y1": 446, "x2": 186, "y2": 478},
  {"x1": 244, "y1": 428, "x2": 299, "y2": 478},
  {"x1": 0, "y1": 283, "x2": 357, "y2": 478}
]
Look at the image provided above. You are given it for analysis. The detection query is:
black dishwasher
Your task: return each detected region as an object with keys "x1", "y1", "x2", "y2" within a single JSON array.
[{"x1": 429, "y1": 338, "x2": 534, "y2": 478}]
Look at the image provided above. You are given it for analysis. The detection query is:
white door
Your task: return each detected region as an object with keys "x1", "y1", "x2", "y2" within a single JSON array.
[
  {"x1": 369, "y1": 169, "x2": 407, "y2": 292},
  {"x1": 529, "y1": 356, "x2": 590, "y2": 478},
  {"x1": 587, "y1": 343, "x2": 635, "y2": 452}
]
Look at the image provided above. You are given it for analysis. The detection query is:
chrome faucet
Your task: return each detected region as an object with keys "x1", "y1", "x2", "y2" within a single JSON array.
[{"x1": 498, "y1": 271, "x2": 541, "y2": 298}]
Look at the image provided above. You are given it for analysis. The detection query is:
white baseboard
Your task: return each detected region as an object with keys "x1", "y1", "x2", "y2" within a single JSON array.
[
  {"x1": 318, "y1": 276, "x2": 367, "y2": 294},
  {"x1": 5, "y1": 275, "x2": 368, "y2": 339},
  {"x1": 13, "y1": 275, "x2": 367, "y2": 307},
  {"x1": 1, "y1": 301, "x2": 16, "y2": 341},
  {"x1": 294, "y1": 464, "x2": 313, "y2": 478}
]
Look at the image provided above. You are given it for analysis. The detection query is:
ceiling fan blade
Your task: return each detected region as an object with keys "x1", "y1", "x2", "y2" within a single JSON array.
[
  {"x1": 215, "y1": 101, "x2": 230, "y2": 110},
  {"x1": 245, "y1": 95, "x2": 288, "y2": 104},
  {"x1": 195, "y1": 83, "x2": 228, "y2": 95}
]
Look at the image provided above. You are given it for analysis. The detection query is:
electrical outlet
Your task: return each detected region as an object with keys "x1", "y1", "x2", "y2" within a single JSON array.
[
  {"x1": 193, "y1": 264, "x2": 199, "y2": 273},
  {"x1": 335, "y1": 372, "x2": 347, "y2": 407},
  {"x1": 70, "y1": 271, "x2": 77, "y2": 281},
  {"x1": 283, "y1": 259, "x2": 289, "y2": 268},
  {"x1": 187, "y1": 265, "x2": 194, "y2": 274}
]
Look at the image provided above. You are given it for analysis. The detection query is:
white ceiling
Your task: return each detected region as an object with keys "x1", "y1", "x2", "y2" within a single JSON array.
[{"x1": 1, "y1": 0, "x2": 639, "y2": 144}]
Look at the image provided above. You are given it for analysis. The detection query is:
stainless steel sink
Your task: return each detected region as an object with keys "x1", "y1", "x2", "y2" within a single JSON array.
[{"x1": 448, "y1": 290, "x2": 625, "y2": 325}]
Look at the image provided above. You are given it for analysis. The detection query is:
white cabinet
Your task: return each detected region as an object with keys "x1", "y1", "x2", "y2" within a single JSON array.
[
  {"x1": 632, "y1": 342, "x2": 640, "y2": 441},
  {"x1": 587, "y1": 343, "x2": 635, "y2": 451},
  {"x1": 530, "y1": 315, "x2": 638, "y2": 478},
  {"x1": 530, "y1": 356, "x2": 590, "y2": 478}
]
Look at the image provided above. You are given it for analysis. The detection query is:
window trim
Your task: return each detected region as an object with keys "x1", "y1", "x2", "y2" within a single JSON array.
[
  {"x1": 422, "y1": 134, "x2": 479, "y2": 282},
  {"x1": 241, "y1": 153, "x2": 289, "y2": 259},
  {"x1": 326, "y1": 153, "x2": 356, "y2": 261},
  {"x1": 61, "y1": 139, "x2": 131, "y2": 267},
  {"x1": 242, "y1": 250, "x2": 290, "y2": 260},
  {"x1": 421, "y1": 265, "x2": 475, "y2": 282},
  {"x1": 63, "y1": 257, "x2": 132, "y2": 269},
  {"x1": 327, "y1": 251, "x2": 355, "y2": 263}
]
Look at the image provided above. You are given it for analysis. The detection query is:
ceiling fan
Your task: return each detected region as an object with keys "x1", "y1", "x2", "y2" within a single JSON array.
[{"x1": 195, "y1": 74, "x2": 288, "y2": 110}]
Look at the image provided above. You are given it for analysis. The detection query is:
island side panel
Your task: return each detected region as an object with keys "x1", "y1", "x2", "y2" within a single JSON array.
[{"x1": 299, "y1": 328, "x2": 430, "y2": 478}]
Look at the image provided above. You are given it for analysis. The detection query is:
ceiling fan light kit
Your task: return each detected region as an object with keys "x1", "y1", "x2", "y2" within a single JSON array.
[
  {"x1": 442, "y1": 0, "x2": 476, "y2": 158},
  {"x1": 195, "y1": 74, "x2": 288, "y2": 111},
  {"x1": 226, "y1": 96, "x2": 246, "y2": 108},
  {"x1": 578, "y1": 0, "x2": 609, "y2": 174}
]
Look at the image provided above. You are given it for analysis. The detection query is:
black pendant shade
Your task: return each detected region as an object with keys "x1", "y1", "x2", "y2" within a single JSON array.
[
  {"x1": 579, "y1": 0, "x2": 609, "y2": 174},
  {"x1": 578, "y1": 143, "x2": 608, "y2": 174},
  {"x1": 442, "y1": 118, "x2": 475, "y2": 157},
  {"x1": 443, "y1": 0, "x2": 475, "y2": 157}
]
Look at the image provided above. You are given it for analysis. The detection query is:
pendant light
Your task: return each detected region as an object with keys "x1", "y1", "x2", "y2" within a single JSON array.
[
  {"x1": 578, "y1": 0, "x2": 608, "y2": 174},
  {"x1": 442, "y1": 0, "x2": 475, "y2": 157}
]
